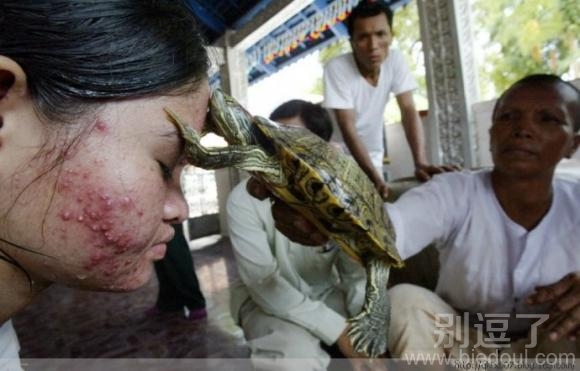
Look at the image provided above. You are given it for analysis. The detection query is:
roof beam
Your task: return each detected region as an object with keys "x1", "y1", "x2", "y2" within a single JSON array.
[
  {"x1": 226, "y1": 0, "x2": 314, "y2": 50},
  {"x1": 186, "y1": 0, "x2": 225, "y2": 33}
]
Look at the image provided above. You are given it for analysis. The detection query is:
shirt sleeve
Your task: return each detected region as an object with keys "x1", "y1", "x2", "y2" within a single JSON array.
[
  {"x1": 386, "y1": 173, "x2": 469, "y2": 260},
  {"x1": 226, "y1": 183, "x2": 347, "y2": 345},
  {"x1": 389, "y1": 50, "x2": 418, "y2": 95},
  {"x1": 323, "y1": 56, "x2": 355, "y2": 110}
]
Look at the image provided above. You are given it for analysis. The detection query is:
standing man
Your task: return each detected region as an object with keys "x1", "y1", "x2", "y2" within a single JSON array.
[{"x1": 324, "y1": 0, "x2": 450, "y2": 198}]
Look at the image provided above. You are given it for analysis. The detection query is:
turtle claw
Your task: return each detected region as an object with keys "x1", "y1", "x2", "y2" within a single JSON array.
[{"x1": 347, "y1": 310, "x2": 388, "y2": 358}]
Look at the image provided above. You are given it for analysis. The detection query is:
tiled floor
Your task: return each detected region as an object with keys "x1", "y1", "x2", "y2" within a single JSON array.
[{"x1": 12, "y1": 236, "x2": 250, "y2": 360}]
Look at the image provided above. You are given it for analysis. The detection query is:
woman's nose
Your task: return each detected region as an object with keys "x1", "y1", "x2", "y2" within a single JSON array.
[
  {"x1": 512, "y1": 115, "x2": 534, "y2": 138},
  {"x1": 163, "y1": 175, "x2": 189, "y2": 224}
]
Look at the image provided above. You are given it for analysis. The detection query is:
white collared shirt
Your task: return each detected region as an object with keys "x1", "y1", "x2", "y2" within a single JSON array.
[{"x1": 387, "y1": 170, "x2": 580, "y2": 333}]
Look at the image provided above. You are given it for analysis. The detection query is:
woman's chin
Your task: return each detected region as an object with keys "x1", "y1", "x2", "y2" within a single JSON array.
[{"x1": 68, "y1": 263, "x2": 155, "y2": 292}]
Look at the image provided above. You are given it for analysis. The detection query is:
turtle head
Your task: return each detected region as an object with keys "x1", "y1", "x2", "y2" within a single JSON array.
[{"x1": 206, "y1": 89, "x2": 256, "y2": 145}]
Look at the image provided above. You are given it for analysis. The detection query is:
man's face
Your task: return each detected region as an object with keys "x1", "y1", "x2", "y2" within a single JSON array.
[
  {"x1": 490, "y1": 82, "x2": 580, "y2": 178},
  {"x1": 350, "y1": 13, "x2": 392, "y2": 74}
]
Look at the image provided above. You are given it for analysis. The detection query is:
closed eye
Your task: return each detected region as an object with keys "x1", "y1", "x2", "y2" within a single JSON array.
[
  {"x1": 158, "y1": 161, "x2": 173, "y2": 181},
  {"x1": 539, "y1": 112, "x2": 565, "y2": 125},
  {"x1": 495, "y1": 111, "x2": 515, "y2": 122}
]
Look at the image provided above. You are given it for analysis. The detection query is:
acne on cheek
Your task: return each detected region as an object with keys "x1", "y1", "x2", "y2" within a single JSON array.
[
  {"x1": 94, "y1": 120, "x2": 109, "y2": 134},
  {"x1": 55, "y1": 168, "x2": 151, "y2": 275}
]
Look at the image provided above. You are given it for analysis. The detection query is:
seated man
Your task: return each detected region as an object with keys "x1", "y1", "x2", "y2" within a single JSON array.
[
  {"x1": 256, "y1": 74, "x2": 580, "y2": 363},
  {"x1": 227, "y1": 100, "x2": 375, "y2": 371}
]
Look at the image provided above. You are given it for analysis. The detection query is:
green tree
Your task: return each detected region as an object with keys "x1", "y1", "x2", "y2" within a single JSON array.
[{"x1": 474, "y1": 0, "x2": 579, "y2": 97}]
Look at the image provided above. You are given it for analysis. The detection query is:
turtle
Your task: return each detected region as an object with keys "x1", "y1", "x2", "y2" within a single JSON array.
[{"x1": 164, "y1": 89, "x2": 404, "y2": 358}]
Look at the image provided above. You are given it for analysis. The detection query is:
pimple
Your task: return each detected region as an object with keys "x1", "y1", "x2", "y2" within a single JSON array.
[
  {"x1": 94, "y1": 120, "x2": 109, "y2": 134},
  {"x1": 120, "y1": 196, "x2": 133, "y2": 208},
  {"x1": 104, "y1": 232, "x2": 117, "y2": 243},
  {"x1": 59, "y1": 211, "x2": 72, "y2": 221},
  {"x1": 100, "y1": 222, "x2": 112, "y2": 232}
]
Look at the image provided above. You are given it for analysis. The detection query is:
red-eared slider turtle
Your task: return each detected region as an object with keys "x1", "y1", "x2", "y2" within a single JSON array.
[{"x1": 165, "y1": 89, "x2": 404, "y2": 358}]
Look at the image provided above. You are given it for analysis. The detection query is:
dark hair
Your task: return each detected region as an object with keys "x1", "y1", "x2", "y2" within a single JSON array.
[
  {"x1": 270, "y1": 100, "x2": 333, "y2": 142},
  {"x1": 0, "y1": 0, "x2": 209, "y2": 122},
  {"x1": 347, "y1": 0, "x2": 394, "y2": 37},
  {"x1": 492, "y1": 74, "x2": 580, "y2": 132}
]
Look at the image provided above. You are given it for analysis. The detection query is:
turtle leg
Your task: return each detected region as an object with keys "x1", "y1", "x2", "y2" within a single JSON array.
[
  {"x1": 165, "y1": 108, "x2": 280, "y2": 176},
  {"x1": 347, "y1": 258, "x2": 391, "y2": 358}
]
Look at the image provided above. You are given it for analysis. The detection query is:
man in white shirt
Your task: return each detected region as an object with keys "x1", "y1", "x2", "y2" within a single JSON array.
[
  {"x1": 323, "y1": 0, "x2": 451, "y2": 199},
  {"x1": 227, "y1": 100, "x2": 378, "y2": 371},
  {"x1": 255, "y1": 74, "x2": 580, "y2": 361}
]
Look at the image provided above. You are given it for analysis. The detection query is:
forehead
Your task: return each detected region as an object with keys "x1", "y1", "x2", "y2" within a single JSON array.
[
  {"x1": 498, "y1": 82, "x2": 576, "y2": 108},
  {"x1": 352, "y1": 13, "x2": 391, "y2": 34}
]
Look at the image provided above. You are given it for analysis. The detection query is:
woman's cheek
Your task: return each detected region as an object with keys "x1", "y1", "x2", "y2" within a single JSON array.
[{"x1": 51, "y1": 166, "x2": 163, "y2": 286}]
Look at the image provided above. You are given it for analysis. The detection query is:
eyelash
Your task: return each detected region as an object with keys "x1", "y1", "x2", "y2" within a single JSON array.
[{"x1": 158, "y1": 161, "x2": 173, "y2": 181}]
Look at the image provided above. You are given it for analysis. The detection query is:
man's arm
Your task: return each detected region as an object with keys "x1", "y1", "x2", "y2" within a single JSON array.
[
  {"x1": 397, "y1": 91, "x2": 456, "y2": 181},
  {"x1": 334, "y1": 108, "x2": 390, "y2": 199}
]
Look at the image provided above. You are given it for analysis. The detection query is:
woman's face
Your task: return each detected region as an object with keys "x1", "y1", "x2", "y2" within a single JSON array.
[
  {"x1": 489, "y1": 82, "x2": 579, "y2": 178},
  {"x1": 0, "y1": 83, "x2": 210, "y2": 291}
]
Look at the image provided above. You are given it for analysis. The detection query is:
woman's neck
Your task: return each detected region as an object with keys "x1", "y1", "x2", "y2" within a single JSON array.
[
  {"x1": 0, "y1": 260, "x2": 49, "y2": 323},
  {"x1": 491, "y1": 171, "x2": 554, "y2": 231}
]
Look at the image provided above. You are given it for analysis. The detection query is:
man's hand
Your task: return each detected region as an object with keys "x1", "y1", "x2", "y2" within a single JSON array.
[
  {"x1": 527, "y1": 272, "x2": 580, "y2": 341},
  {"x1": 414, "y1": 163, "x2": 460, "y2": 182},
  {"x1": 246, "y1": 177, "x2": 328, "y2": 246},
  {"x1": 336, "y1": 326, "x2": 388, "y2": 371},
  {"x1": 375, "y1": 181, "x2": 390, "y2": 201}
]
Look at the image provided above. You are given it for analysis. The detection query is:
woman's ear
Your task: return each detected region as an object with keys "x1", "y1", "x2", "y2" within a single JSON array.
[{"x1": 0, "y1": 56, "x2": 28, "y2": 106}]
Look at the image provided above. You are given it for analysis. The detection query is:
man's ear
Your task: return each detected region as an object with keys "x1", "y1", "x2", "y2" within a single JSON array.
[{"x1": 0, "y1": 56, "x2": 28, "y2": 106}]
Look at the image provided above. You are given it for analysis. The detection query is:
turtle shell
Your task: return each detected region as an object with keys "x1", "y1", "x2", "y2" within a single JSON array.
[{"x1": 253, "y1": 117, "x2": 403, "y2": 267}]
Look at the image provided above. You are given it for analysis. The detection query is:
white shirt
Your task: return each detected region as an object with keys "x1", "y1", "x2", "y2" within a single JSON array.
[
  {"x1": 227, "y1": 179, "x2": 366, "y2": 345},
  {"x1": 323, "y1": 50, "x2": 417, "y2": 171},
  {"x1": 0, "y1": 320, "x2": 21, "y2": 371},
  {"x1": 386, "y1": 170, "x2": 580, "y2": 333}
]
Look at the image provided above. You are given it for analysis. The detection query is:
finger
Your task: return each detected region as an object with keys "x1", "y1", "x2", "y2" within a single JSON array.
[
  {"x1": 246, "y1": 177, "x2": 271, "y2": 200},
  {"x1": 440, "y1": 165, "x2": 459, "y2": 172},
  {"x1": 415, "y1": 169, "x2": 431, "y2": 182},
  {"x1": 427, "y1": 166, "x2": 445, "y2": 175},
  {"x1": 378, "y1": 183, "x2": 390, "y2": 200},
  {"x1": 548, "y1": 314, "x2": 580, "y2": 342},
  {"x1": 528, "y1": 273, "x2": 578, "y2": 304},
  {"x1": 551, "y1": 288, "x2": 580, "y2": 313}
]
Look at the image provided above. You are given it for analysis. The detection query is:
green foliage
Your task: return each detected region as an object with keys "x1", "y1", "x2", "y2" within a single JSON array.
[{"x1": 474, "y1": 0, "x2": 579, "y2": 96}]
